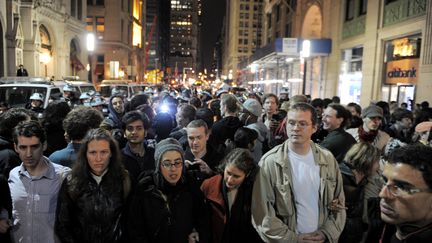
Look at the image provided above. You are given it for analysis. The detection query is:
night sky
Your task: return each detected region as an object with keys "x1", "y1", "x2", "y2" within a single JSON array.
[{"x1": 200, "y1": 0, "x2": 226, "y2": 71}]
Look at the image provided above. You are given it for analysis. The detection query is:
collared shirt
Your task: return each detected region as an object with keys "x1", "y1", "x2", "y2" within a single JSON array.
[{"x1": 8, "y1": 157, "x2": 70, "y2": 243}]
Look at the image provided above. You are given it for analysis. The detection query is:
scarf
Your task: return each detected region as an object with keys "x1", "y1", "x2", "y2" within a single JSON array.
[{"x1": 358, "y1": 126, "x2": 378, "y2": 143}]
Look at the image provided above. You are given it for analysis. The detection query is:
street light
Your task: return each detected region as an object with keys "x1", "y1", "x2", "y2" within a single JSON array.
[
  {"x1": 86, "y1": 33, "x2": 95, "y2": 83},
  {"x1": 40, "y1": 53, "x2": 51, "y2": 77},
  {"x1": 301, "y1": 40, "x2": 311, "y2": 94}
]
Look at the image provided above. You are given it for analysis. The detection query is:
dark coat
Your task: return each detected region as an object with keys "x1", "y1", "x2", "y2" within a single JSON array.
[
  {"x1": 380, "y1": 223, "x2": 432, "y2": 243},
  {"x1": 0, "y1": 174, "x2": 12, "y2": 243},
  {"x1": 43, "y1": 123, "x2": 67, "y2": 157},
  {"x1": 320, "y1": 127, "x2": 356, "y2": 163},
  {"x1": 128, "y1": 172, "x2": 209, "y2": 243},
  {"x1": 211, "y1": 116, "x2": 243, "y2": 146},
  {"x1": 0, "y1": 136, "x2": 20, "y2": 177},
  {"x1": 121, "y1": 141, "x2": 155, "y2": 185},
  {"x1": 338, "y1": 162, "x2": 368, "y2": 243},
  {"x1": 200, "y1": 172, "x2": 263, "y2": 243},
  {"x1": 185, "y1": 144, "x2": 224, "y2": 182},
  {"x1": 55, "y1": 170, "x2": 131, "y2": 243}
]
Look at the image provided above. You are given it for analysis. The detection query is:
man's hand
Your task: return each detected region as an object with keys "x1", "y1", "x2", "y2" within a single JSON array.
[
  {"x1": 193, "y1": 158, "x2": 213, "y2": 175},
  {"x1": 298, "y1": 231, "x2": 326, "y2": 243},
  {"x1": 0, "y1": 219, "x2": 11, "y2": 233}
]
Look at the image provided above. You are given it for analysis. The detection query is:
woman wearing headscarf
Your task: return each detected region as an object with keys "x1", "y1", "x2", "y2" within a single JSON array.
[
  {"x1": 128, "y1": 138, "x2": 209, "y2": 243},
  {"x1": 200, "y1": 148, "x2": 263, "y2": 243},
  {"x1": 55, "y1": 128, "x2": 131, "y2": 242}
]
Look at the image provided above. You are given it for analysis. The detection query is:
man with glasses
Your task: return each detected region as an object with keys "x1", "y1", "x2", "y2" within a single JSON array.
[
  {"x1": 252, "y1": 102, "x2": 346, "y2": 243},
  {"x1": 380, "y1": 144, "x2": 432, "y2": 242},
  {"x1": 8, "y1": 120, "x2": 70, "y2": 243}
]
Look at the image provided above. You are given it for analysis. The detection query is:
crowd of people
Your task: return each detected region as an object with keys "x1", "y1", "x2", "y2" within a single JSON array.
[{"x1": 0, "y1": 85, "x2": 431, "y2": 243}]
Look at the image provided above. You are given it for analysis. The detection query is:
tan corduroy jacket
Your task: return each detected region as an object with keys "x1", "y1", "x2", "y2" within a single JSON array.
[{"x1": 252, "y1": 141, "x2": 346, "y2": 243}]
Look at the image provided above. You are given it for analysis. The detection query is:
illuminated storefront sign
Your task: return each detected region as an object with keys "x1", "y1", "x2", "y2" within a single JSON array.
[{"x1": 385, "y1": 58, "x2": 419, "y2": 84}]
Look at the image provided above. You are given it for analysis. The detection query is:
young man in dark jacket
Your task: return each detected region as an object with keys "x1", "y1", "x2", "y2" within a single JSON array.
[{"x1": 121, "y1": 111, "x2": 155, "y2": 184}]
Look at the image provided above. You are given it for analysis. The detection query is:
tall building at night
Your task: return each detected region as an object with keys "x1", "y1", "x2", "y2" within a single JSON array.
[
  {"x1": 145, "y1": 0, "x2": 170, "y2": 73},
  {"x1": 222, "y1": 0, "x2": 264, "y2": 81},
  {"x1": 168, "y1": 0, "x2": 200, "y2": 76},
  {"x1": 86, "y1": 0, "x2": 145, "y2": 84}
]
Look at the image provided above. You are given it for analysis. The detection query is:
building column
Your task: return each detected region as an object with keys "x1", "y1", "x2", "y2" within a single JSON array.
[{"x1": 416, "y1": 0, "x2": 432, "y2": 103}]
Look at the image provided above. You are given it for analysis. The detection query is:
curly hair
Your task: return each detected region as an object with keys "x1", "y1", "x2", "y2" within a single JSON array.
[
  {"x1": 62, "y1": 106, "x2": 104, "y2": 141},
  {"x1": 42, "y1": 100, "x2": 71, "y2": 129},
  {"x1": 0, "y1": 108, "x2": 38, "y2": 140},
  {"x1": 70, "y1": 128, "x2": 126, "y2": 192}
]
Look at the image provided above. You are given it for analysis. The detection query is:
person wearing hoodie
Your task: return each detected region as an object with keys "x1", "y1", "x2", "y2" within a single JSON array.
[
  {"x1": 128, "y1": 138, "x2": 209, "y2": 243},
  {"x1": 104, "y1": 94, "x2": 127, "y2": 148}
]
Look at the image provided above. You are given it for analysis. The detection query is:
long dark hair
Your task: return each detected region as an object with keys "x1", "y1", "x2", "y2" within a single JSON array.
[{"x1": 70, "y1": 128, "x2": 126, "y2": 192}]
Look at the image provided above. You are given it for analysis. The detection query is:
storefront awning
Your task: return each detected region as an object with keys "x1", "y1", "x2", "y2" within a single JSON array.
[{"x1": 238, "y1": 38, "x2": 332, "y2": 69}]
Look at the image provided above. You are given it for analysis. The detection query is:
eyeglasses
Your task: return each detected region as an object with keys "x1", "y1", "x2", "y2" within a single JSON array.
[
  {"x1": 161, "y1": 161, "x2": 183, "y2": 169},
  {"x1": 381, "y1": 177, "x2": 432, "y2": 197},
  {"x1": 287, "y1": 120, "x2": 311, "y2": 129}
]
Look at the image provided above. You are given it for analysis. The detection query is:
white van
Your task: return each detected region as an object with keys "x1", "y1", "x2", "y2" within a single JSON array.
[
  {"x1": 0, "y1": 77, "x2": 62, "y2": 109},
  {"x1": 53, "y1": 76, "x2": 96, "y2": 95}
]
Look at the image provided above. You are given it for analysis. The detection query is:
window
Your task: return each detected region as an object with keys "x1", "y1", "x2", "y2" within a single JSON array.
[
  {"x1": 359, "y1": 0, "x2": 367, "y2": 16},
  {"x1": 345, "y1": 0, "x2": 355, "y2": 21},
  {"x1": 71, "y1": 0, "x2": 76, "y2": 17},
  {"x1": 86, "y1": 17, "x2": 93, "y2": 32},
  {"x1": 96, "y1": 17, "x2": 105, "y2": 38},
  {"x1": 276, "y1": 4, "x2": 281, "y2": 22},
  {"x1": 96, "y1": 0, "x2": 104, "y2": 6}
]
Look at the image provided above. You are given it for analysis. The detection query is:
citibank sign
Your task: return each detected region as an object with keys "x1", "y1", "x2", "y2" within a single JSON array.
[{"x1": 385, "y1": 58, "x2": 419, "y2": 85}]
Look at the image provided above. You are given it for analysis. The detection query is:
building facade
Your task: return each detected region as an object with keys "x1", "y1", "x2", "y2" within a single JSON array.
[
  {"x1": 1, "y1": 0, "x2": 88, "y2": 79},
  {"x1": 86, "y1": 0, "x2": 145, "y2": 85},
  {"x1": 329, "y1": 0, "x2": 432, "y2": 107},
  {"x1": 222, "y1": 0, "x2": 264, "y2": 82}
]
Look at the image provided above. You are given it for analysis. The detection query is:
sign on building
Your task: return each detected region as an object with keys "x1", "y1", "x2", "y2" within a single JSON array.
[{"x1": 385, "y1": 58, "x2": 419, "y2": 85}]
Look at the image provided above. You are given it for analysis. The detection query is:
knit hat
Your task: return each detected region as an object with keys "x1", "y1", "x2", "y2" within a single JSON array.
[
  {"x1": 362, "y1": 105, "x2": 383, "y2": 119},
  {"x1": 415, "y1": 121, "x2": 432, "y2": 133},
  {"x1": 243, "y1": 98, "x2": 262, "y2": 117},
  {"x1": 154, "y1": 138, "x2": 185, "y2": 170}
]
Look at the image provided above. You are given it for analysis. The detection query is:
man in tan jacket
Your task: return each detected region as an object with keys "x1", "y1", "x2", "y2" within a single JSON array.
[{"x1": 252, "y1": 102, "x2": 346, "y2": 243}]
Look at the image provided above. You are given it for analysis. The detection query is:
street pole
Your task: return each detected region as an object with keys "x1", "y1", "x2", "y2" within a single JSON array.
[{"x1": 302, "y1": 59, "x2": 307, "y2": 94}]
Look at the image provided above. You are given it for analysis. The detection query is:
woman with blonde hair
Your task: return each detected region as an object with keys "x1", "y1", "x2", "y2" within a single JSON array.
[{"x1": 338, "y1": 142, "x2": 380, "y2": 243}]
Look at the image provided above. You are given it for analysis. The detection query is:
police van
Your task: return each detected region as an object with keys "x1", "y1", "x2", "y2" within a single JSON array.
[
  {"x1": 0, "y1": 77, "x2": 62, "y2": 109},
  {"x1": 53, "y1": 76, "x2": 96, "y2": 95},
  {"x1": 98, "y1": 80, "x2": 130, "y2": 99}
]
